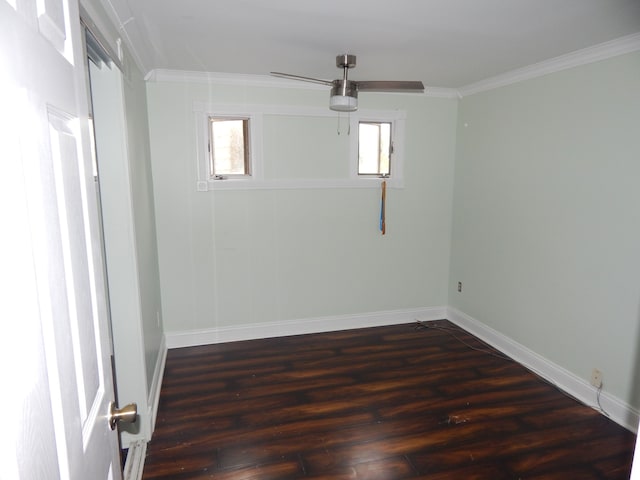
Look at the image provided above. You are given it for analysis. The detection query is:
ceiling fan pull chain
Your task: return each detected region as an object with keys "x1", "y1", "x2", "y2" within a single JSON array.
[{"x1": 336, "y1": 113, "x2": 351, "y2": 136}]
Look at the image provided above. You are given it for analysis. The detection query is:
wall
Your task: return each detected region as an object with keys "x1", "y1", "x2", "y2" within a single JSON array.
[
  {"x1": 122, "y1": 54, "x2": 164, "y2": 399},
  {"x1": 146, "y1": 81, "x2": 458, "y2": 336},
  {"x1": 449, "y1": 51, "x2": 640, "y2": 411}
]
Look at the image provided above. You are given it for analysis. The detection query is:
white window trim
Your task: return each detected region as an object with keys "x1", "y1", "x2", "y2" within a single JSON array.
[
  {"x1": 194, "y1": 104, "x2": 264, "y2": 191},
  {"x1": 194, "y1": 102, "x2": 406, "y2": 191},
  {"x1": 349, "y1": 110, "x2": 406, "y2": 189},
  {"x1": 208, "y1": 116, "x2": 252, "y2": 178}
]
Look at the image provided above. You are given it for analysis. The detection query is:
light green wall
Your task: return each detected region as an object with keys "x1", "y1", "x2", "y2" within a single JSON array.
[
  {"x1": 146, "y1": 83, "x2": 458, "y2": 332},
  {"x1": 121, "y1": 53, "x2": 164, "y2": 396},
  {"x1": 449, "y1": 51, "x2": 640, "y2": 406},
  {"x1": 90, "y1": 46, "x2": 164, "y2": 445}
]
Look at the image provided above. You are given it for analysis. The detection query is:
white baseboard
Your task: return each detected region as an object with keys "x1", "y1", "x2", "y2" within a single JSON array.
[
  {"x1": 147, "y1": 333, "x2": 167, "y2": 435},
  {"x1": 124, "y1": 340, "x2": 164, "y2": 480},
  {"x1": 123, "y1": 439, "x2": 146, "y2": 480},
  {"x1": 447, "y1": 307, "x2": 639, "y2": 433},
  {"x1": 165, "y1": 306, "x2": 447, "y2": 349}
]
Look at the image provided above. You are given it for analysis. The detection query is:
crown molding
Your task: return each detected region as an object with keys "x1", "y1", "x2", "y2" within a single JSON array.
[
  {"x1": 423, "y1": 87, "x2": 460, "y2": 99},
  {"x1": 459, "y1": 32, "x2": 640, "y2": 97},
  {"x1": 145, "y1": 69, "x2": 458, "y2": 99},
  {"x1": 97, "y1": 0, "x2": 158, "y2": 75},
  {"x1": 145, "y1": 32, "x2": 640, "y2": 99}
]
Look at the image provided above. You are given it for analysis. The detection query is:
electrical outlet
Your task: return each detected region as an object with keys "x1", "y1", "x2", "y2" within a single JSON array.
[
  {"x1": 457, "y1": 281, "x2": 462, "y2": 293},
  {"x1": 590, "y1": 368, "x2": 603, "y2": 388}
]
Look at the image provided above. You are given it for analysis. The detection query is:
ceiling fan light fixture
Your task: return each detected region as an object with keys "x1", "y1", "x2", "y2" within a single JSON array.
[
  {"x1": 329, "y1": 79, "x2": 358, "y2": 111},
  {"x1": 330, "y1": 94, "x2": 358, "y2": 112}
]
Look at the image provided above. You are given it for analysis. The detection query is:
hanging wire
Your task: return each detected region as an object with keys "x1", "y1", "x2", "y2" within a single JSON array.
[
  {"x1": 414, "y1": 320, "x2": 511, "y2": 361},
  {"x1": 380, "y1": 180, "x2": 386, "y2": 235},
  {"x1": 336, "y1": 112, "x2": 351, "y2": 135},
  {"x1": 414, "y1": 320, "x2": 611, "y2": 416}
]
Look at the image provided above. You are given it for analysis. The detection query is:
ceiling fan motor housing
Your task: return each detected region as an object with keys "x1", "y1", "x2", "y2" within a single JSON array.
[
  {"x1": 336, "y1": 54, "x2": 357, "y2": 69},
  {"x1": 330, "y1": 79, "x2": 358, "y2": 111}
]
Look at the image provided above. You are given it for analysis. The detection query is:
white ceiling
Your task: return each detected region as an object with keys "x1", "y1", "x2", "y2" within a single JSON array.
[{"x1": 109, "y1": 0, "x2": 640, "y2": 89}]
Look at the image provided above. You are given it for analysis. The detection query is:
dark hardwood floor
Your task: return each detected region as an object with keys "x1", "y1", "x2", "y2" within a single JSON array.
[{"x1": 143, "y1": 320, "x2": 636, "y2": 479}]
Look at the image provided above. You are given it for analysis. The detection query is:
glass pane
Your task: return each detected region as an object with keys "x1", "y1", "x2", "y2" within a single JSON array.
[
  {"x1": 210, "y1": 119, "x2": 248, "y2": 176},
  {"x1": 378, "y1": 123, "x2": 391, "y2": 175},
  {"x1": 358, "y1": 122, "x2": 391, "y2": 175}
]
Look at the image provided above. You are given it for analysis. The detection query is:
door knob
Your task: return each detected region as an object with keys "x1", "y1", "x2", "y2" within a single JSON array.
[{"x1": 108, "y1": 401, "x2": 137, "y2": 430}]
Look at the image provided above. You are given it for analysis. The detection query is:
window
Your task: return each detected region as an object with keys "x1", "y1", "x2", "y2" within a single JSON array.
[
  {"x1": 194, "y1": 102, "x2": 405, "y2": 190},
  {"x1": 209, "y1": 117, "x2": 250, "y2": 178},
  {"x1": 350, "y1": 112, "x2": 405, "y2": 187},
  {"x1": 195, "y1": 104, "x2": 263, "y2": 191},
  {"x1": 358, "y1": 121, "x2": 392, "y2": 176}
]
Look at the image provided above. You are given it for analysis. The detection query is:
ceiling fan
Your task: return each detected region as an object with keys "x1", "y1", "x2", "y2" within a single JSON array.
[{"x1": 271, "y1": 54, "x2": 425, "y2": 112}]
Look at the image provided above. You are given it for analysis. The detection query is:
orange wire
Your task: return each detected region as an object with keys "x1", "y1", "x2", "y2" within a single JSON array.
[{"x1": 381, "y1": 180, "x2": 386, "y2": 235}]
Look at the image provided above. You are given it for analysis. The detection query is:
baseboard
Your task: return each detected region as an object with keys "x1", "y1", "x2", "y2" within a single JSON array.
[
  {"x1": 121, "y1": 338, "x2": 165, "y2": 478},
  {"x1": 123, "y1": 439, "x2": 146, "y2": 480},
  {"x1": 165, "y1": 306, "x2": 447, "y2": 349},
  {"x1": 147, "y1": 333, "x2": 167, "y2": 435},
  {"x1": 447, "y1": 307, "x2": 639, "y2": 433}
]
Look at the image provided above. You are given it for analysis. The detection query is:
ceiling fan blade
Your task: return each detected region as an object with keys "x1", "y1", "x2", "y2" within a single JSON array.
[
  {"x1": 270, "y1": 72, "x2": 334, "y2": 87},
  {"x1": 355, "y1": 80, "x2": 425, "y2": 93}
]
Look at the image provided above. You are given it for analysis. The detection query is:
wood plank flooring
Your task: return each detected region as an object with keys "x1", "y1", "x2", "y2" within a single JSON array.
[{"x1": 143, "y1": 320, "x2": 636, "y2": 479}]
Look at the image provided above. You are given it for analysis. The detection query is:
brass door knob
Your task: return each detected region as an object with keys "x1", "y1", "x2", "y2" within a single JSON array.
[{"x1": 108, "y1": 401, "x2": 137, "y2": 430}]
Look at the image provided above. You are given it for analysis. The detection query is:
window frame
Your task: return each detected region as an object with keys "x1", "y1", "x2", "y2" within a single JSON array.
[
  {"x1": 208, "y1": 116, "x2": 251, "y2": 179},
  {"x1": 349, "y1": 110, "x2": 405, "y2": 188},
  {"x1": 357, "y1": 120, "x2": 393, "y2": 177},
  {"x1": 195, "y1": 104, "x2": 264, "y2": 191},
  {"x1": 194, "y1": 103, "x2": 405, "y2": 191}
]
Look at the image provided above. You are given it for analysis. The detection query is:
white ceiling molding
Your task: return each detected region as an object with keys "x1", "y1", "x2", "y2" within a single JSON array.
[
  {"x1": 423, "y1": 87, "x2": 460, "y2": 99},
  {"x1": 145, "y1": 69, "x2": 459, "y2": 99},
  {"x1": 145, "y1": 32, "x2": 640, "y2": 101},
  {"x1": 459, "y1": 32, "x2": 640, "y2": 97},
  {"x1": 99, "y1": 0, "x2": 157, "y2": 75}
]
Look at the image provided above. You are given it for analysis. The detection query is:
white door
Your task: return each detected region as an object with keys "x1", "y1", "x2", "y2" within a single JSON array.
[{"x1": 0, "y1": 0, "x2": 122, "y2": 478}]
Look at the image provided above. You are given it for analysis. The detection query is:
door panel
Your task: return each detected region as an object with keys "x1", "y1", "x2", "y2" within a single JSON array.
[
  {"x1": 48, "y1": 107, "x2": 102, "y2": 425},
  {"x1": 37, "y1": 0, "x2": 68, "y2": 56}
]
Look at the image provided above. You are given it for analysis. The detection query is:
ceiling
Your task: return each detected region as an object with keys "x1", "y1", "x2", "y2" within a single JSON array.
[{"x1": 109, "y1": 0, "x2": 640, "y2": 89}]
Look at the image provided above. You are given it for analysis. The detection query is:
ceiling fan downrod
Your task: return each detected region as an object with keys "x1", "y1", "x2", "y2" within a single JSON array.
[{"x1": 330, "y1": 54, "x2": 358, "y2": 111}]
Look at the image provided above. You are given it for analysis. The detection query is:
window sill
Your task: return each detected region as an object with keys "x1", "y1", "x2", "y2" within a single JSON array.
[{"x1": 196, "y1": 178, "x2": 403, "y2": 191}]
